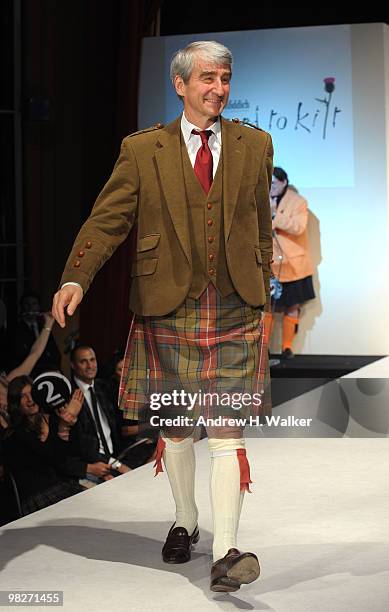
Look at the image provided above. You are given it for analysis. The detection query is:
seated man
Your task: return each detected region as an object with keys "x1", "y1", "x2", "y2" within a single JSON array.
[{"x1": 66, "y1": 345, "x2": 131, "y2": 484}]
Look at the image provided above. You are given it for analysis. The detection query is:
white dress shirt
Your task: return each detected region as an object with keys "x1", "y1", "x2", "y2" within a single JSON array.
[
  {"x1": 74, "y1": 376, "x2": 114, "y2": 456},
  {"x1": 180, "y1": 112, "x2": 222, "y2": 177}
]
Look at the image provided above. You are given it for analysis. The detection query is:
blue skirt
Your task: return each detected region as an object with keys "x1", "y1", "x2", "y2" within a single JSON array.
[{"x1": 273, "y1": 275, "x2": 315, "y2": 308}]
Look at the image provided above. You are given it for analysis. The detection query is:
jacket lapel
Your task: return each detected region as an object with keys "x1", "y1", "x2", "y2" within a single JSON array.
[
  {"x1": 154, "y1": 117, "x2": 191, "y2": 264},
  {"x1": 74, "y1": 381, "x2": 100, "y2": 429},
  {"x1": 95, "y1": 383, "x2": 120, "y2": 454},
  {"x1": 73, "y1": 382, "x2": 96, "y2": 430},
  {"x1": 221, "y1": 117, "x2": 246, "y2": 240}
]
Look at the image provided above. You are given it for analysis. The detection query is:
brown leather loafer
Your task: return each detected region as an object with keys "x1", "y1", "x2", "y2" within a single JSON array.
[
  {"x1": 162, "y1": 523, "x2": 199, "y2": 564},
  {"x1": 210, "y1": 548, "x2": 260, "y2": 592}
]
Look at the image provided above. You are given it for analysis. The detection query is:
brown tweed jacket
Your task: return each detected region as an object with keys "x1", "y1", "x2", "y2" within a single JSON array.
[{"x1": 60, "y1": 116, "x2": 273, "y2": 315}]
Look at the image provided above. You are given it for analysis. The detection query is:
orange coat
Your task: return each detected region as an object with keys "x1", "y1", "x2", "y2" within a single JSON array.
[{"x1": 271, "y1": 188, "x2": 313, "y2": 283}]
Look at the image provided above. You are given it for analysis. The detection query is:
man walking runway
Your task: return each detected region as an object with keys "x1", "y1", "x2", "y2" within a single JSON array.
[{"x1": 52, "y1": 40, "x2": 273, "y2": 592}]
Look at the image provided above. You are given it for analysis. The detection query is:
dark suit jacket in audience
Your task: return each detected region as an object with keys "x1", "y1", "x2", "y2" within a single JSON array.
[{"x1": 62, "y1": 379, "x2": 122, "y2": 478}]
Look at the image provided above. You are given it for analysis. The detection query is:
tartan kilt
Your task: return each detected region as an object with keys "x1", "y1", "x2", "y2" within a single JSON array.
[
  {"x1": 21, "y1": 481, "x2": 83, "y2": 516},
  {"x1": 119, "y1": 284, "x2": 271, "y2": 427}
]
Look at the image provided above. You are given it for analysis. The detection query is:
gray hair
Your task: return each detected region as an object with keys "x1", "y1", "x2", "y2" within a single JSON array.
[{"x1": 170, "y1": 40, "x2": 233, "y2": 84}]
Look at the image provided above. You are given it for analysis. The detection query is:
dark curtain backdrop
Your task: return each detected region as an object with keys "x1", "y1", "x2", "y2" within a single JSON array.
[{"x1": 23, "y1": 0, "x2": 160, "y2": 365}]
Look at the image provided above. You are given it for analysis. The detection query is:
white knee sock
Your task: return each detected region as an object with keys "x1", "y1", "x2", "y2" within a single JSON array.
[
  {"x1": 162, "y1": 436, "x2": 198, "y2": 534},
  {"x1": 208, "y1": 438, "x2": 248, "y2": 562}
]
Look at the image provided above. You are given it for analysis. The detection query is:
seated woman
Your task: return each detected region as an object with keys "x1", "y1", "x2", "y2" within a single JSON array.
[{"x1": 3, "y1": 375, "x2": 84, "y2": 516}]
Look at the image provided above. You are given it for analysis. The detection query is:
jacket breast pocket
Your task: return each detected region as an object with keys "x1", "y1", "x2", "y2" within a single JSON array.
[{"x1": 137, "y1": 234, "x2": 160, "y2": 253}]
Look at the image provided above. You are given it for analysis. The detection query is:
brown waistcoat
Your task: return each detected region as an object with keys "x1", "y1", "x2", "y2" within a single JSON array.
[{"x1": 181, "y1": 138, "x2": 235, "y2": 299}]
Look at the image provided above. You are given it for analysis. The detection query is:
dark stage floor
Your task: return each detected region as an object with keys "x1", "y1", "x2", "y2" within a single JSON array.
[{"x1": 270, "y1": 354, "x2": 384, "y2": 407}]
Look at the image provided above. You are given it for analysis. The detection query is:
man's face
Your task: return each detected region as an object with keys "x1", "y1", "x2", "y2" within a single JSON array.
[
  {"x1": 174, "y1": 55, "x2": 231, "y2": 128},
  {"x1": 71, "y1": 348, "x2": 98, "y2": 384},
  {"x1": 20, "y1": 384, "x2": 39, "y2": 416}
]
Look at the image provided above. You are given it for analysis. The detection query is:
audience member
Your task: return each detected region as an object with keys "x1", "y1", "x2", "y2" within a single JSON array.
[
  {"x1": 3, "y1": 376, "x2": 83, "y2": 516},
  {"x1": 69, "y1": 345, "x2": 131, "y2": 484}
]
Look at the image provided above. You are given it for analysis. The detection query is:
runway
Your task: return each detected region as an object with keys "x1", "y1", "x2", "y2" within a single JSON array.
[{"x1": 1, "y1": 360, "x2": 388, "y2": 611}]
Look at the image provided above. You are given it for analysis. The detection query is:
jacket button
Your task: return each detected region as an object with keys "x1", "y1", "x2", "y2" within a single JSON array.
[
  {"x1": 74, "y1": 261, "x2": 81, "y2": 268},
  {"x1": 208, "y1": 268, "x2": 215, "y2": 275},
  {"x1": 85, "y1": 241, "x2": 92, "y2": 248},
  {"x1": 207, "y1": 203, "x2": 212, "y2": 210},
  {"x1": 208, "y1": 236, "x2": 214, "y2": 243},
  {"x1": 207, "y1": 219, "x2": 213, "y2": 226},
  {"x1": 208, "y1": 253, "x2": 214, "y2": 261},
  {"x1": 78, "y1": 250, "x2": 85, "y2": 257}
]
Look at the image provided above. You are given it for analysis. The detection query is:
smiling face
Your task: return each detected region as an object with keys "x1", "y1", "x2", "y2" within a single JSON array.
[
  {"x1": 71, "y1": 347, "x2": 98, "y2": 384},
  {"x1": 20, "y1": 384, "x2": 39, "y2": 416},
  {"x1": 174, "y1": 55, "x2": 231, "y2": 129}
]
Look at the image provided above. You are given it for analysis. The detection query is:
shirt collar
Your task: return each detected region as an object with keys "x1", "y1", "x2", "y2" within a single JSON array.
[
  {"x1": 74, "y1": 376, "x2": 94, "y2": 394},
  {"x1": 181, "y1": 112, "x2": 221, "y2": 146}
]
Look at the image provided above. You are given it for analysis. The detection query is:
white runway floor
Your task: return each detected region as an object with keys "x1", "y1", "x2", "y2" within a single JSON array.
[{"x1": 1, "y1": 359, "x2": 389, "y2": 611}]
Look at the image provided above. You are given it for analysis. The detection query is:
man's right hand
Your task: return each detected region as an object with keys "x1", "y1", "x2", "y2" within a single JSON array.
[
  {"x1": 52, "y1": 285, "x2": 83, "y2": 328},
  {"x1": 86, "y1": 462, "x2": 111, "y2": 478}
]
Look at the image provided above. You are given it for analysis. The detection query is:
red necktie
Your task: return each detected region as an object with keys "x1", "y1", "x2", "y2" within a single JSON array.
[{"x1": 192, "y1": 129, "x2": 213, "y2": 194}]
